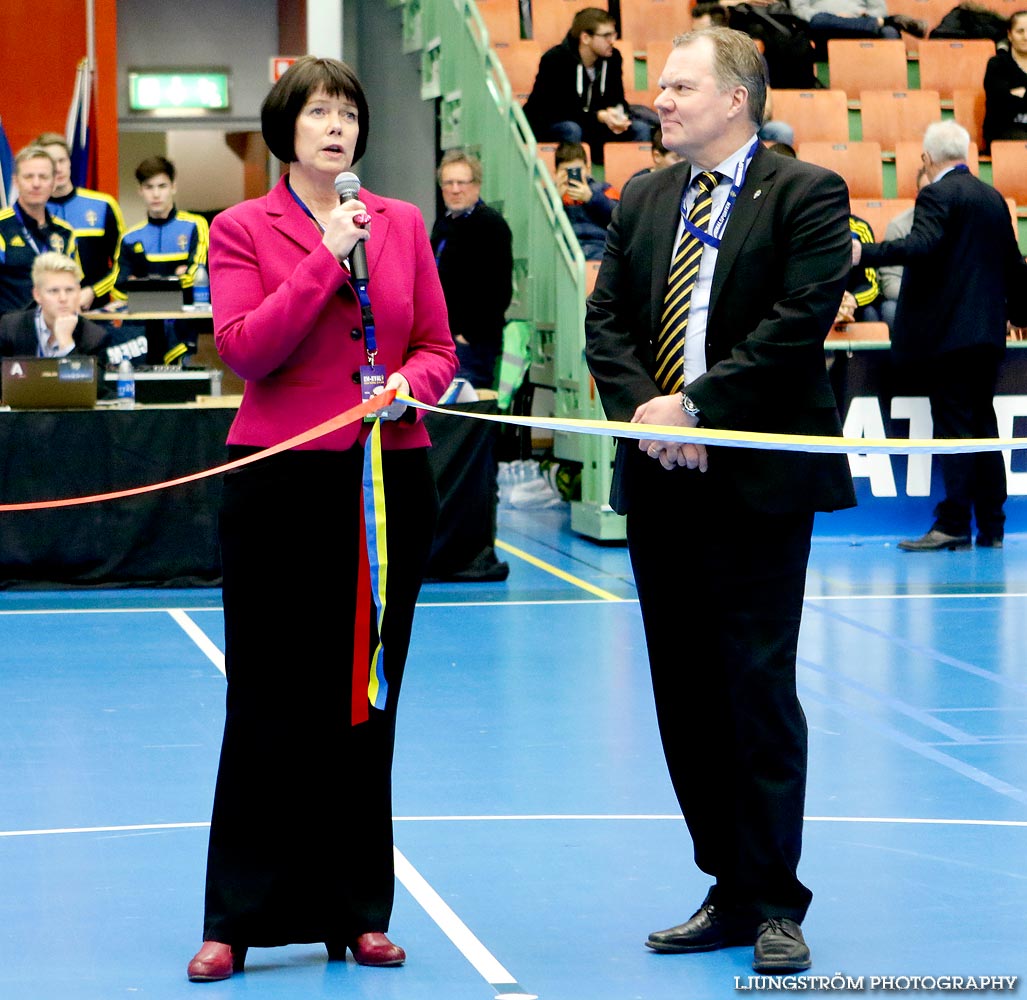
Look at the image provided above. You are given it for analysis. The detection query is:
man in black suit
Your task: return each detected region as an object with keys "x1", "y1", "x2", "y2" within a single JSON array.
[
  {"x1": 0, "y1": 251, "x2": 109, "y2": 358},
  {"x1": 856, "y1": 120, "x2": 1027, "y2": 550},
  {"x1": 585, "y1": 27, "x2": 854, "y2": 974}
]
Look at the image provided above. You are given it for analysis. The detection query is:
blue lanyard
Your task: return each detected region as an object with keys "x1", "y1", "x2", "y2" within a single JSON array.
[
  {"x1": 287, "y1": 177, "x2": 378, "y2": 360},
  {"x1": 679, "y1": 137, "x2": 761, "y2": 251},
  {"x1": 13, "y1": 204, "x2": 44, "y2": 255},
  {"x1": 433, "y1": 204, "x2": 478, "y2": 268}
]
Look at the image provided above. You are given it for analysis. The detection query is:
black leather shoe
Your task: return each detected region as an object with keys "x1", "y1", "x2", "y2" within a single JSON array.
[
  {"x1": 976, "y1": 534, "x2": 1004, "y2": 548},
  {"x1": 646, "y1": 901, "x2": 756, "y2": 953},
  {"x1": 753, "y1": 918, "x2": 811, "y2": 973},
  {"x1": 897, "y1": 529, "x2": 971, "y2": 551}
]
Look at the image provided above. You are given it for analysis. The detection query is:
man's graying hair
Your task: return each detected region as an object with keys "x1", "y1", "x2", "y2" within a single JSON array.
[
  {"x1": 922, "y1": 120, "x2": 970, "y2": 163},
  {"x1": 672, "y1": 26, "x2": 767, "y2": 129}
]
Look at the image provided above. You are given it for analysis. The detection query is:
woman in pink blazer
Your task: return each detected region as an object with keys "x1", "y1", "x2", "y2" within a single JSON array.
[{"x1": 187, "y1": 57, "x2": 456, "y2": 983}]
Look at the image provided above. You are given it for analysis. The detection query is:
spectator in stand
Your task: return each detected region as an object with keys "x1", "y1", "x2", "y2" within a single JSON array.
[
  {"x1": 789, "y1": 0, "x2": 926, "y2": 44},
  {"x1": 523, "y1": 6, "x2": 650, "y2": 163},
  {"x1": 846, "y1": 215, "x2": 882, "y2": 321},
  {"x1": 0, "y1": 146, "x2": 78, "y2": 317},
  {"x1": 430, "y1": 149, "x2": 513, "y2": 388},
  {"x1": 0, "y1": 251, "x2": 108, "y2": 358},
  {"x1": 36, "y1": 132, "x2": 124, "y2": 310},
  {"x1": 109, "y1": 155, "x2": 209, "y2": 364},
  {"x1": 111, "y1": 156, "x2": 208, "y2": 294},
  {"x1": 877, "y1": 167, "x2": 929, "y2": 330},
  {"x1": 554, "y1": 140, "x2": 619, "y2": 260},
  {"x1": 693, "y1": 4, "x2": 794, "y2": 145},
  {"x1": 983, "y1": 11, "x2": 1027, "y2": 150}
]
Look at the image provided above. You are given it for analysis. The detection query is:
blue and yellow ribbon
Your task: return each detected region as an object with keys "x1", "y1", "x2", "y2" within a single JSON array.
[{"x1": 362, "y1": 418, "x2": 389, "y2": 712}]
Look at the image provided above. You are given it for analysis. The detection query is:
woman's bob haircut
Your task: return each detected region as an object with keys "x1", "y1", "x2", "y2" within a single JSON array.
[{"x1": 261, "y1": 56, "x2": 369, "y2": 165}]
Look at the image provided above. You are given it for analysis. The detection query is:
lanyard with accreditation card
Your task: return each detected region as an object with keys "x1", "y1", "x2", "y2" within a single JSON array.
[
  {"x1": 286, "y1": 178, "x2": 385, "y2": 422},
  {"x1": 679, "y1": 137, "x2": 761, "y2": 250}
]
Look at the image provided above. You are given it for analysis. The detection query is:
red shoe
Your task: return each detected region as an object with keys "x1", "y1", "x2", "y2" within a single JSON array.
[
  {"x1": 187, "y1": 941, "x2": 247, "y2": 982},
  {"x1": 348, "y1": 932, "x2": 405, "y2": 966}
]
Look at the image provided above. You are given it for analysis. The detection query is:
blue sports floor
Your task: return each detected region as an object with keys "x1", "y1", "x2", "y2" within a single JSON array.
[{"x1": 2, "y1": 507, "x2": 1025, "y2": 999}]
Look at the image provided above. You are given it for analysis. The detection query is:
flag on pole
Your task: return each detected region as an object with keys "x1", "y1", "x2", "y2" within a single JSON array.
[
  {"x1": 65, "y1": 58, "x2": 97, "y2": 190},
  {"x1": 0, "y1": 114, "x2": 15, "y2": 210}
]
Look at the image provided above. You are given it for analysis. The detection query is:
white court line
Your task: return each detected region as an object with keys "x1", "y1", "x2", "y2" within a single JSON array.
[
  {"x1": 6, "y1": 591, "x2": 1027, "y2": 617},
  {"x1": 391, "y1": 814, "x2": 1027, "y2": 829},
  {"x1": 0, "y1": 606, "x2": 223, "y2": 615},
  {"x1": 168, "y1": 608, "x2": 225, "y2": 675},
  {"x1": 805, "y1": 592, "x2": 1027, "y2": 602},
  {"x1": 167, "y1": 611, "x2": 535, "y2": 999},
  {"x1": 0, "y1": 821, "x2": 211, "y2": 838},
  {"x1": 394, "y1": 848, "x2": 537, "y2": 1000},
  {"x1": 5, "y1": 815, "x2": 1026, "y2": 839}
]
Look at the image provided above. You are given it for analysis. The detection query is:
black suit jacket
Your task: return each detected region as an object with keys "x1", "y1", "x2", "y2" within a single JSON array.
[
  {"x1": 861, "y1": 167, "x2": 1027, "y2": 362},
  {"x1": 0, "y1": 307, "x2": 109, "y2": 359},
  {"x1": 586, "y1": 145, "x2": 857, "y2": 515}
]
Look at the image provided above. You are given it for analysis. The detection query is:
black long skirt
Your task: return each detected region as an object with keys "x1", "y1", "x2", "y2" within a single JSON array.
[{"x1": 201, "y1": 444, "x2": 438, "y2": 947}]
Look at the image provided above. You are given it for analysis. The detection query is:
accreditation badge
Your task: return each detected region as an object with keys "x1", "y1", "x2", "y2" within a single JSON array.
[{"x1": 360, "y1": 364, "x2": 387, "y2": 422}]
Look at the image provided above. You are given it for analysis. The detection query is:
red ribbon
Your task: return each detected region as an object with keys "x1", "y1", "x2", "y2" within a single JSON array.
[{"x1": 0, "y1": 390, "x2": 396, "y2": 513}]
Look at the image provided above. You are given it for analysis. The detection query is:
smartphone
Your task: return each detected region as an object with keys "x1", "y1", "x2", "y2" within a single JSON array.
[{"x1": 566, "y1": 166, "x2": 583, "y2": 183}]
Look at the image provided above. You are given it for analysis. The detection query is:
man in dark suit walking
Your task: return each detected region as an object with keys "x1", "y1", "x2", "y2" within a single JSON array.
[
  {"x1": 856, "y1": 120, "x2": 1027, "y2": 551},
  {"x1": 585, "y1": 27, "x2": 855, "y2": 974}
]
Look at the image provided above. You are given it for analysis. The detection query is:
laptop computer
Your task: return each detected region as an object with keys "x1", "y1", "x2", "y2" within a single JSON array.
[
  {"x1": 122, "y1": 276, "x2": 185, "y2": 313},
  {"x1": 1, "y1": 357, "x2": 98, "y2": 409}
]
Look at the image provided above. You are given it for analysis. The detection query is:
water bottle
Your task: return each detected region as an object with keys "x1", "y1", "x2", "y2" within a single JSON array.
[
  {"x1": 192, "y1": 264, "x2": 211, "y2": 307},
  {"x1": 116, "y1": 358, "x2": 136, "y2": 408}
]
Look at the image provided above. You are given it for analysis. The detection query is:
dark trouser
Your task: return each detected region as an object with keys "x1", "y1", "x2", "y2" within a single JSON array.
[
  {"x1": 202, "y1": 446, "x2": 438, "y2": 946},
  {"x1": 927, "y1": 346, "x2": 1006, "y2": 540},
  {"x1": 542, "y1": 117, "x2": 651, "y2": 164},
  {"x1": 625, "y1": 452, "x2": 815, "y2": 924},
  {"x1": 456, "y1": 338, "x2": 501, "y2": 389}
]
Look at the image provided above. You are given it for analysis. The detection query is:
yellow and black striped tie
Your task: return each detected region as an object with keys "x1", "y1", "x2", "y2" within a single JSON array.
[{"x1": 655, "y1": 170, "x2": 721, "y2": 395}]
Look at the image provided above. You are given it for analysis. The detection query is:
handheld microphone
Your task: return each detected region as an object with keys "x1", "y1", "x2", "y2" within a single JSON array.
[{"x1": 334, "y1": 171, "x2": 369, "y2": 283}]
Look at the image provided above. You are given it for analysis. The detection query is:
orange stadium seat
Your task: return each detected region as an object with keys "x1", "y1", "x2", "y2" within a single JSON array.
[
  {"x1": 984, "y1": 0, "x2": 1027, "y2": 17},
  {"x1": 827, "y1": 39, "x2": 908, "y2": 98},
  {"x1": 953, "y1": 88, "x2": 987, "y2": 151},
  {"x1": 771, "y1": 89, "x2": 850, "y2": 145},
  {"x1": 531, "y1": 0, "x2": 606, "y2": 49},
  {"x1": 602, "y1": 142, "x2": 653, "y2": 189},
  {"x1": 894, "y1": 140, "x2": 978, "y2": 197},
  {"x1": 496, "y1": 39, "x2": 542, "y2": 102},
  {"x1": 620, "y1": 0, "x2": 692, "y2": 49},
  {"x1": 849, "y1": 198, "x2": 916, "y2": 240},
  {"x1": 916, "y1": 39, "x2": 995, "y2": 100},
  {"x1": 645, "y1": 40, "x2": 674, "y2": 90},
  {"x1": 585, "y1": 259, "x2": 602, "y2": 294},
  {"x1": 858, "y1": 89, "x2": 941, "y2": 152},
  {"x1": 989, "y1": 140, "x2": 1027, "y2": 206},
  {"x1": 798, "y1": 141, "x2": 884, "y2": 198},
  {"x1": 477, "y1": 2, "x2": 522, "y2": 47}
]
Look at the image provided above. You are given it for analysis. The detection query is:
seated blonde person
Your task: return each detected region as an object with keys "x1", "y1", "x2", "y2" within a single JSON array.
[{"x1": 0, "y1": 252, "x2": 108, "y2": 358}]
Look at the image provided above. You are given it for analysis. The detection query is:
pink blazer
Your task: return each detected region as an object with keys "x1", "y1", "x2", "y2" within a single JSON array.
[{"x1": 209, "y1": 176, "x2": 456, "y2": 451}]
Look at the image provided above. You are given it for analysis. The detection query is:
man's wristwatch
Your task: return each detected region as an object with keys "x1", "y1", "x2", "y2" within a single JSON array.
[{"x1": 680, "y1": 392, "x2": 701, "y2": 422}]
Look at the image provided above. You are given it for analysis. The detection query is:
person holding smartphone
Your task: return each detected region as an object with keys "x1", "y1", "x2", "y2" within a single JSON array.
[{"x1": 554, "y1": 141, "x2": 620, "y2": 261}]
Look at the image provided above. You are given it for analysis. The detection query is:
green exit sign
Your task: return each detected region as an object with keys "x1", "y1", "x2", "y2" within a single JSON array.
[{"x1": 128, "y1": 70, "x2": 231, "y2": 112}]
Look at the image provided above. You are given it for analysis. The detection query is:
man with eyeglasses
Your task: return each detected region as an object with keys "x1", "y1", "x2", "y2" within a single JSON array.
[
  {"x1": 430, "y1": 148, "x2": 513, "y2": 388},
  {"x1": 524, "y1": 6, "x2": 650, "y2": 164}
]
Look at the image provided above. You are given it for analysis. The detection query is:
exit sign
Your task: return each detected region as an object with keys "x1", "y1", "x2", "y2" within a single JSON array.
[
  {"x1": 128, "y1": 70, "x2": 231, "y2": 112},
  {"x1": 271, "y1": 57, "x2": 298, "y2": 82}
]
